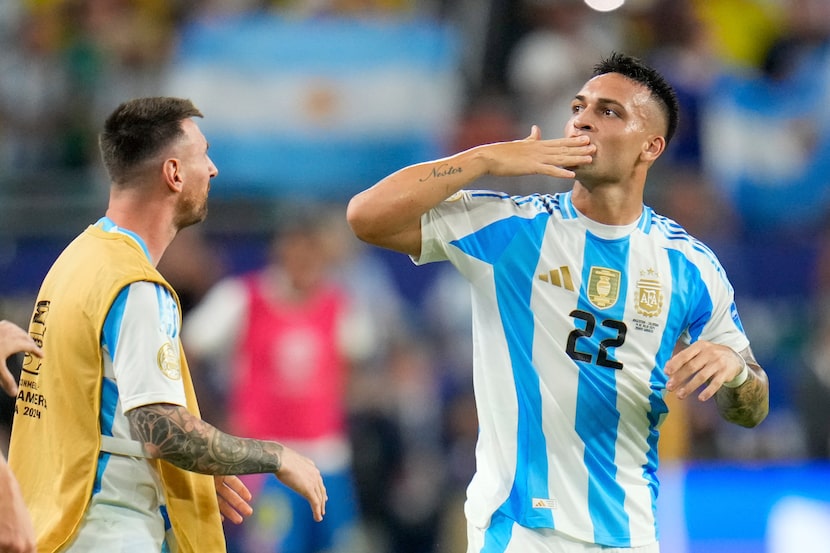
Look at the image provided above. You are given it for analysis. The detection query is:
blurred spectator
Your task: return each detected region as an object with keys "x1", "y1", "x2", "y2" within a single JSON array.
[
  {"x1": 183, "y1": 203, "x2": 374, "y2": 553},
  {"x1": 157, "y1": 225, "x2": 228, "y2": 316},
  {"x1": 799, "y1": 216, "x2": 830, "y2": 459},
  {"x1": 692, "y1": 0, "x2": 784, "y2": 71},
  {"x1": 269, "y1": 0, "x2": 418, "y2": 16},
  {"x1": 0, "y1": 7, "x2": 72, "y2": 171},
  {"x1": 641, "y1": 0, "x2": 724, "y2": 168},
  {"x1": 506, "y1": 0, "x2": 621, "y2": 138},
  {"x1": 157, "y1": 225, "x2": 229, "y2": 424},
  {"x1": 0, "y1": 0, "x2": 184, "y2": 175},
  {"x1": 700, "y1": 0, "x2": 830, "y2": 236}
]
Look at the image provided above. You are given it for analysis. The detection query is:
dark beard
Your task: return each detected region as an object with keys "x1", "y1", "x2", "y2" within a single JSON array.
[{"x1": 175, "y1": 200, "x2": 207, "y2": 230}]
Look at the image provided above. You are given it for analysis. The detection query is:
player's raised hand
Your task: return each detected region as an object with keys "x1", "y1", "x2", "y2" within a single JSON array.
[
  {"x1": 480, "y1": 125, "x2": 595, "y2": 179},
  {"x1": 274, "y1": 446, "x2": 327, "y2": 522},
  {"x1": 0, "y1": 320, "x2": 43, "y2": 397}
]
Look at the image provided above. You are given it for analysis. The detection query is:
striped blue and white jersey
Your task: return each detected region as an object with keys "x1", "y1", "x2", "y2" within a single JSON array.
[
  {"x1": 65, "y1": 217, "x2": 189, "y2": 552},
  {"x1": 416, "y1": 191, "x2": 749, "y2": 547}
]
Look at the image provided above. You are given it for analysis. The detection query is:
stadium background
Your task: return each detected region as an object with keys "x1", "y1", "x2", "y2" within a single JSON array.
[{"x1": 1, "y1": 0, "x2": 829, "y2": 551}]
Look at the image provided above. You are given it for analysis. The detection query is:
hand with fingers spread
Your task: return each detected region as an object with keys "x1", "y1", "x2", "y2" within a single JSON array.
[
  {"x1": 0, "y1": 320, "x2": 43, "y2": 398},
  {"x1": 479, "y1": 125, "x2": 595, "y2": 180},
  {"x1": 214, "y1": 475, "x2": 253, "y2": 525},
  {"x1": 347, "y1": 124, "x2": 595, "y2": 257},
  {"x1": 274, "y1": 446, "x2": 327, "y2": 523}
]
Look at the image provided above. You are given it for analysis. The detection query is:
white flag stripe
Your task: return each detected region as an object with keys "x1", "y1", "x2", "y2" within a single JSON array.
[{"x1": 167, "y1": 67, "x2": 461, "y2": 136}]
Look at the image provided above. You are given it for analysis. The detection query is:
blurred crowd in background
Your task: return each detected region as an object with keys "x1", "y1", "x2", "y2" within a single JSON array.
[{"x1": 1, "y1": 0, "x2": 830, "y2": 551}]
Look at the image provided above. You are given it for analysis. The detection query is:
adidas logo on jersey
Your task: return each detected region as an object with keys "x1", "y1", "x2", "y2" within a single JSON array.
[
  {"x1": 538, "y1": 266, "x2": 575, "y2": 291},
  {"x1": 532, "y1": 498, "x2": 558, "y2": 510}
]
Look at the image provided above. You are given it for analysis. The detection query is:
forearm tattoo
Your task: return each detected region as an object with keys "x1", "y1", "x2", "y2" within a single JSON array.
[
  {"x1": 418, "y1": 163, "x2": 463, "y2": 182},
  {"x1": 714, "y1": 348, "x2": 769, "y2": 428},
  {"x1": 127, "y1": 403, "x2": 283, "y2": 475}
]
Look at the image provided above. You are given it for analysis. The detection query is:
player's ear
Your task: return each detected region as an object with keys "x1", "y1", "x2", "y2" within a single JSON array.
[
  {"x1": 162, "y1": 158, "x2": 183, "y2": 192},
  {"x1": 641, "y1": 135, "x2": 665, "y2": 163}
]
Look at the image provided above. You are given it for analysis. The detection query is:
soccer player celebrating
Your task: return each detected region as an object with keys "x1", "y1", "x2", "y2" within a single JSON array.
[{"x1": 347, "y1": 52, "x2": 768, "y2": 552}]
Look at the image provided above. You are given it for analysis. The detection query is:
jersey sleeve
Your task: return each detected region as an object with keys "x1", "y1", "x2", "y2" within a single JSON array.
[
  {"x1": 416, "y1": 190, "x2": 523, "y2": 265},
  {"x1": 684, "y1": 252, "x2": 750, "y2": 354},
  {"x1": 104, "y1": 281, "x2": 189, "y2": 412}
]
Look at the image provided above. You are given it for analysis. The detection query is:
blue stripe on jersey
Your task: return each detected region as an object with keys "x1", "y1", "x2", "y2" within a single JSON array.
[
  {"x1": 638, "y1": 207, "x2": 652, "y2": 232},
  {"x1": 480, "y1": 509, "x2": 514, "y2": 553},
  {"x1": 644, "y1": 372, "x2": 666, "y2": 539},
  {"x1": 93, "y1": 378, "x2": 119, "y2": 495},
  {"x1": 574, "y1": 232, "x2": 631, "y2": 546},
  {"x1": 561, "y1": 191, "x2": 578, "y2": 219},
  {"x1": 95, "y1": 286, "x2": 128, "y2": 495},
  {"x1": 470, "y1": 191, "x2": 511, "y2": 201},
  {"x1": 96, "y1": 217, "x2": 152, "y2": 260},
  {"x1": 651, "y1": 214, "x2": 728, "y2": 287},
  {"x1": 103, "y1": 287, "x2": 130, "y2": 360},
  {"x1": 154, "y1": 284, "x2": 179, "y2": 339},
  {"x1": 161, "y1": 505, "x2": 173, "y2": 553},
  {"x1": 100, "y1": 378, "x2": 119, "y2": 437},
  {"x1": 667, "y1": 249, "x2": 713, "y2": 343},
  {"x1": 450, "y1": 213, "x2": 554, "y2": 529},
  {"x1": 644, "y1": 344, "x2": 672, "y2": 537}
]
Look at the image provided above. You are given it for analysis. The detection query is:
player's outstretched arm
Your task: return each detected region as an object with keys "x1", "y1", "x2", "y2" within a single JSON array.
[
  {"x1": 127, "y1": 403, "x2": 327, "y2": 522},
  {"x1": 347, "y1": 126, "x2": 594, "y2": 256}
]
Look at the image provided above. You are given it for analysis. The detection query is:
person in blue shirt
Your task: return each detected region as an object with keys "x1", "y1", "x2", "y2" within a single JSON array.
[{"x1": 347, "y1": 52, "x2": 769, "y2": 552}]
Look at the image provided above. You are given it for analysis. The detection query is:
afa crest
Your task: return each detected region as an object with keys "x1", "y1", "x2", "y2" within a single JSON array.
[
  {"x1": 587, "y1": 267, "x2": 620, "y2": 309},
  {"x1": 635, "y1": 268, "x2": 664, "y2": 317}
]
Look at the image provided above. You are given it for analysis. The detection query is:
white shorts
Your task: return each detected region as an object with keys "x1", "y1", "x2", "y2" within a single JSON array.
[{"x1": 467, "y1": 518, "x2": 660, "y2": 553}]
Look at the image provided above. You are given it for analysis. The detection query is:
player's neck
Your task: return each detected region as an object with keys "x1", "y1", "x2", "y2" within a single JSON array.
[
  {"x1": 105, "y1": 202, "x2": 177, "y2": 267},
  {"x1": 570, "y1": 181, "x2": 643, "y2": 226}
]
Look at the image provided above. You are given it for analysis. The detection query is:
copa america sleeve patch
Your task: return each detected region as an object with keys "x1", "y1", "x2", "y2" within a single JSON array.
[{"x1": 157, "y1": 341, "x2": 182, "y2": 380}]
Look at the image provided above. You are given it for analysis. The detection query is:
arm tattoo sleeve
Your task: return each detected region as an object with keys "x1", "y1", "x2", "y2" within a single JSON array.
[
  {"x1": 126, "y1": 403, "x2": 283, "y2": 475},
  {"x1": 714, "y1": 347, "x2": 770, "y2": 428}
]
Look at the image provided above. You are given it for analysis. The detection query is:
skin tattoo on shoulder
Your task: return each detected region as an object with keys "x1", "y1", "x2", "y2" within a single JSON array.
[
  {"x1": 127, "y1": 403, "x2": 283, "y2": 475},
  {"x1": 418, "y1": 163, "x2": 463, "y2": 182}
]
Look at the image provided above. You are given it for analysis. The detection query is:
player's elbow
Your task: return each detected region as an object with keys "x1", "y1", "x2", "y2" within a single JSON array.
[
  {"x1": 742, "y1": 399, "x2": 769, "y2": 428},
  {"x1": 347, "y1": 191, "x2": 422, "y2": 256},
  {"x1": 346, "y1": 193, "x2": 383, "y2": 245}
]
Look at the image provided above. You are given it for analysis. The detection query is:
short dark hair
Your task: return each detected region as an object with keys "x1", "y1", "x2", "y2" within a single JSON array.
[
  {"x1": 592, "y1": 52, "x2": 679, "y2": 146},
  {"x1": 99, "y1": 97, "x2": 203, "y2": 184}
]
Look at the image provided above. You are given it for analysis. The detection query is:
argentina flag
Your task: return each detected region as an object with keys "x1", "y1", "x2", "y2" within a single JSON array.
[{"x1": 165, "y1": 13, "x2": 462, "y2": 200}]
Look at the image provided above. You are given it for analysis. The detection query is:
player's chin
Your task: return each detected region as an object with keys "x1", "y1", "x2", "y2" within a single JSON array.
[{"x1": 567, "y1": 164, "x2": 591, "y2": 178}]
